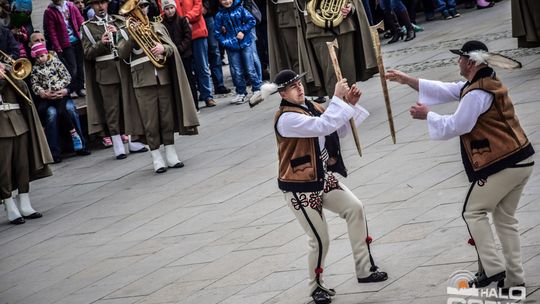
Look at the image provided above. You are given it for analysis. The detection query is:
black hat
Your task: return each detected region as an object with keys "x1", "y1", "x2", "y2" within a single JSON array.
[
  {"x1": 450, "y1": 40, "x2": 489, "y2": 56},
  {"x1": 274, "y1": 69, "x2": 306, "y2": 90}
]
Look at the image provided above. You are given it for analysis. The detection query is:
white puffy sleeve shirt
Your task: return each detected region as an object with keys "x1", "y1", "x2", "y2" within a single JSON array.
[
  {"x1": 276, "y1": 96, "x2": 370, "y2": 149},
  {"x1": 418, "y1": 79, "x2": 493, "y2": 140}
]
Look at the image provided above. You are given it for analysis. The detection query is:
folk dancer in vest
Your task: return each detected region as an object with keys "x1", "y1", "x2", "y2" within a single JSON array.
[
  {"x1": 272, "y1": 70, "x2": 388, "y2": 304},
  {"x1": 0, "y1": 62, "x2": 53, "y2": 225},
  {"x1": 118, "y1": 0, "x2": 199, "y2": 173},
  {"x1": 386, "y1": 41, "x2": 535, "y2": 293},
  {"x1": 81, "y1": 0, "x2": 148, "y2": 159}
]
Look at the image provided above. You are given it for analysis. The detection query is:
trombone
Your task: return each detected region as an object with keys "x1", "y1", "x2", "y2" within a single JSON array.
[{"x1": 0, "y1": 50, "x2": 33, "y2": 105}]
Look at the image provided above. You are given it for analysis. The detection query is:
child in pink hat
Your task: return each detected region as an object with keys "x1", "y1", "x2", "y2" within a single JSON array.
[{"x1": 30, "y1": 42, "x2": 84, "y2": 155}]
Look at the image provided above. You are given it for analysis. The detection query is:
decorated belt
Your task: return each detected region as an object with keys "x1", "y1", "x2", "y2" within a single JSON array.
[{"x1": 0, "y1": 103, "x2": 21, "y2": 111}]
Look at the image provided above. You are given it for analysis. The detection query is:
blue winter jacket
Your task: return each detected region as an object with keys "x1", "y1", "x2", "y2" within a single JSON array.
[{"x1": 214, "y1": 0, "x2": 256, "y2": 51}]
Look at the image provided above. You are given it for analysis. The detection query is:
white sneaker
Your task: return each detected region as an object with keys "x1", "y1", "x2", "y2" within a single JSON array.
[{"x1": 231, "y1": 94, "x2": 246, "y2": 104}]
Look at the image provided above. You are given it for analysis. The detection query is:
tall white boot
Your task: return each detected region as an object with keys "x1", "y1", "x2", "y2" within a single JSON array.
[
  {"x1": 3, "y1": 197, "x2": 24, "y2": 224},
  {"x1": 151, "y1": 149, "x2": 167, "y2": 173},
  {"x1": 111, "y1": 134, "x2": 126, "y2": 159},
  {"x1": 165, "y1": 145, "x2": 184, "y2": 168},
  {"x1": 128, "y1": 135, "x2": 149, "y2": 153},
  {"x1": 18, "y1": 193, "x2": 42, "y2": 219}
]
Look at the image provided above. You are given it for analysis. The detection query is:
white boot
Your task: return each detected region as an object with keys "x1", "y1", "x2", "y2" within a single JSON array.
[
  {"x1": 150, "y1": 149, "x2": 167, "y2": 173},
  {"x1": 128, "y1": 136, "x2": 148, "y2": 153},
  {"x1": 165, "y1": 145, "x2": 184, "y2": 168},
  {"x1": 111, "y1": 134, "x2": 126, "y2": 159},
  {"x1": 3, "y1": 197, "x2": 24, "y2": 224},
  {"x1": 18, "y1": 193, "x2": 42, "y2": 219}
]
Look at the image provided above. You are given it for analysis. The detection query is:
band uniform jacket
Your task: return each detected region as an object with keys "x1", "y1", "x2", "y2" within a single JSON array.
[
  {"x1": 117, "y1": 21, "x2": 199, "y2": 135},
  {"x1": 0, "y1": 76, "x2": 53, "y2": 183},
  {"x1": 80, "y1": 14, "x2": 146, "y2": 137},
  {"x1": 299, "y1": 0, "x2": 378, "y2": 95}
]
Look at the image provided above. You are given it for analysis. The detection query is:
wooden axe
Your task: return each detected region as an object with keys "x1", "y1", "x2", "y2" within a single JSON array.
[{"x1": 326, "y1": 38, "x2": 363, "y2": 157}]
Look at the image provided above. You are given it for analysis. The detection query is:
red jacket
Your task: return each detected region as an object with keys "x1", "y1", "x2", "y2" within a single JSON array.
[
  {"x1": 43, "y1": 1, "x2": 84, "y2": 53},
  {"x1": 158, "y1": 0, "x2": 208, "y2": 40}
]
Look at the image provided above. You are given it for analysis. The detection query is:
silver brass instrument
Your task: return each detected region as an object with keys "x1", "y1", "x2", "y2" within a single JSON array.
[
  {"x1": 0, "y1": 50, "x2": 33, "y2": 104},
  {"x1": 102, "y1": 19, "x2": 120, "y2": 61},
  {"x1": 119, "y1": 0, "x2": 166, "y2": 68},
  {"x1": 306, "y1": 0, "x2": 348, "y2": 28}
]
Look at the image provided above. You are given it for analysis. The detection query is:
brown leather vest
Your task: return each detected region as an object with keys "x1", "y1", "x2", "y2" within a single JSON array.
[
  {"x1": 274, "y1": 103, "x2": 326, "y2": 192},
  {"x1": 460, "y1": 74, "x2": 534, "y2": 181}
]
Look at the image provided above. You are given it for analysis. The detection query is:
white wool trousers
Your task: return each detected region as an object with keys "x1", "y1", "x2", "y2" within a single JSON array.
[
  {"x1": 284, "y1": 175, "x2": 374, "y2": 295},
  {"x1": 463, "y1": 157, "x2": 534, "y2": 286}
]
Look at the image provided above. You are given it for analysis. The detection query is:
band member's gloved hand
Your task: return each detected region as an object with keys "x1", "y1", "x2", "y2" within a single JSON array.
[
  {"x1": 334, "y1": 78, "x2": 350, "y2": 101},
  {"x1": 347, "y1": 84, "x2": 362, "y2": 106},
  {"x1": 410, "y1": 102, "x2": 429, "y2": 120}
]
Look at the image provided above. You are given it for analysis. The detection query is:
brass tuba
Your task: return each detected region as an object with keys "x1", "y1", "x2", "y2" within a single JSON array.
[
  {"x1": 306, "y1": 0, "x2": 348, "y2": 28},
  {"x1": 119, "y1": 0, "x2": 166, "y2": 68}
]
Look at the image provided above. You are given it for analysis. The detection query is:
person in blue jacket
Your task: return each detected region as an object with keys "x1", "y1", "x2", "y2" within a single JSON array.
[{"x1": 214, "y1": 0, "x2": 261, "y2": 105}]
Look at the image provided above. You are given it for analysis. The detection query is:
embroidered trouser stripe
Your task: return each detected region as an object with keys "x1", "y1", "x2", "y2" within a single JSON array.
[{"x1": 462, "y1": 159, "x2": 533, "y2": 286}]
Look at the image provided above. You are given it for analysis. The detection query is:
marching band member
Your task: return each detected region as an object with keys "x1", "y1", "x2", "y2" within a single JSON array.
[
  {"x1": 117, "y1": 0, "x2": 199, "y2": 173},
  {"x1": 387, "y1": 41, "x2": 535, "y2": 293},
  {"x1": 271, "y1": 69, "x2": 388, "y2": 304},
  {"x1": 81, "y1": 0, "x2": 148, "y2": 160},
  {"x1": 0, "y1": 62, "x2": 52, "y2": 225}
]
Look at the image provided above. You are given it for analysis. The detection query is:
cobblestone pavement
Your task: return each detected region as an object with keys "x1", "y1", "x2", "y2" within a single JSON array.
[{"x1": 2, "y1": 1, "x2": 539, "y2": 304}]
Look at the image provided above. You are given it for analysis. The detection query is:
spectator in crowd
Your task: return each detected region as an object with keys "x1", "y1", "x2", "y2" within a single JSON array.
[
  {"x1": 0, "y1": 0, "x2": 10, "y2": 27},
  {"x1": 203, "y1": 0, "x2": 231, "y2": 95},
  {"x1": 434, "y1": 0, "x2": 460, "y2": 19},
  {"x1": 161, "y1": 0, "x2": 199, "y2": 111},
  {"x1": 158, "y1": 0, "x2": 217, "y2": 108},
  {"x1": 30, "y1": 42, "x2": 90, "y2": 163},
  {"x1": 215, "y1": 0, "x2": 261, "y2": 104},
  {"x1": 242, "y1": 0, "x2": 262, "y2": 82},
  {"x1": 1, "y1": 25, "x2": 19, "y2": 59},
  {"x1": 9, "y1": 0, "x2": 34, "y2": 34},
  {"x1": 43, "y1": 0, "x2": 86, "y2": 99},
  {"x1": 379, "y1": 0, "x2": 416, "y2": 43}
]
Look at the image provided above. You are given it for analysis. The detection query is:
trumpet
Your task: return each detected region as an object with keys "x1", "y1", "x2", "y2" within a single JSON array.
[{"x1": 0, "y1": 51, "x2": 33, "y2": 105}]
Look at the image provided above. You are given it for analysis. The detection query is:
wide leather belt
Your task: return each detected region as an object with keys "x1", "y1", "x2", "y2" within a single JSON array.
[
  {"x1": 0, "y1": 103, "x2": 21, "y2": 111},
  {"x1": 130, "y1": 56, "x2": 150, "y2": 67},
  {"x1": 96, "y1": 54, "x2": 116, "y2": 62}
]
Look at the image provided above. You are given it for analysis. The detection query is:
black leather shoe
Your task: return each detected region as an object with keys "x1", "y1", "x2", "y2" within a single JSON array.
[
  {"x1": 469, "y1": 271, "x2": 505, "y2": 288},
  {"x1": 53, "y1": 156, "x2": 62, "y2": 164},
  {"x1": 76, "y1": 149, "x2": 91, "y2": 156},
  {"x1": 116, "y1": 154, "x2": 127, "y2": 160},
  {"x1": 168, "y1": 161, "x2": 184, "y2": 169},
  {"x1": 215, "y1": 86, "x2": 231, "y2": 94},
  {"x1": 155, "y1": 167, "x2": 167, "y2": 174},
  {"x1": 23, "y1": 212, "x2": 42, "y2": 219},
  {"x1": 358, "y1": 270, "x2": 388, "y2": 283},
  {"x1": 129, "y1": 147, "x2": 149, "y2": 153},
  {"x1": 311, "y1": 287, "x2": 332, "y2": 304},
  {"x1": 10, "y1": 217, "x2": 25, "y2": 225},
  {"x1": 497, "y1": 280, "x2": 525, "y2": 297}
]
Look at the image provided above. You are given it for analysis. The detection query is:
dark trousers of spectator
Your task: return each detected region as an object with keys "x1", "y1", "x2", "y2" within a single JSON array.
[
  {"x1": 59, "y1": 40, "x2": 85, "y2": 93},
  {"x1": 38, "y1": 98, "x2": 83, "y2": 158},
  {"x1": 204, "y1": 15, "x2": 225, "y2": 90},
  {"x1": 182, "y1": 56, "x2": 199, "y2": 111}
]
